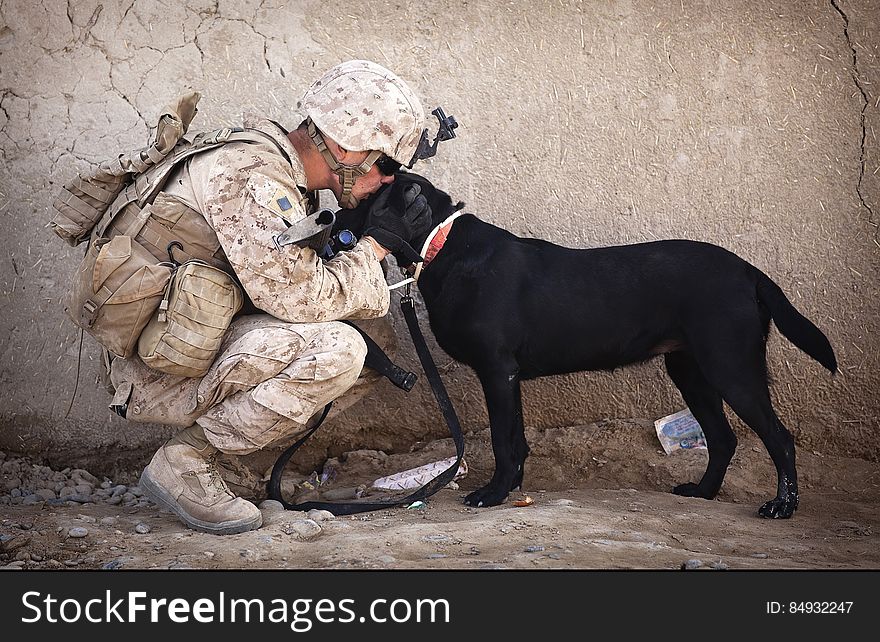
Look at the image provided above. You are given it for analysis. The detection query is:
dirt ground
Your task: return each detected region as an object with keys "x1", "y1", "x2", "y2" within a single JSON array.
[{"x1": 2, "y1": 418, "x2": 879, "y2": 570}]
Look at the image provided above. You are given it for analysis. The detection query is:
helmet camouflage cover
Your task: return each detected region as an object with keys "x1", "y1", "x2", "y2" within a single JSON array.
[{"x1": 300, "y1": 59, "x2": 426, "y2": 167}]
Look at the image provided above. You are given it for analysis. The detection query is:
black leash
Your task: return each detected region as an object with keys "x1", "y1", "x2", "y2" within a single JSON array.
[{"x1": 267, "y1": 290, "x2": 466, "y2": 515}]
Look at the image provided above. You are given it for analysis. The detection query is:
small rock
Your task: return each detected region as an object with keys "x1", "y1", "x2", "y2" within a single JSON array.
[
  {"x1": 59, "y1": 487, "x2": 77, "y2": 500},
  {"x1": 282, "y1": 519, "x2": 322, "y2": 541},
  {"x1": 550, "y1": 499, "x2": 575, "y2": 506},
  {"x1": 74, "y1": 484, "x2": 93, "y2": 495},
  {"x1": 68, "y1": 494, "x2": 94, "y2": 503},
  {"x1": 22, "y1": 496, "x2": 41, "y2": 506},
  {"x1": 99, "y1": 516, "x2": 118, "y2": 527},
  {"x1": 239, "y1": 549, "x2": 261, "y2": 562},
  {"x1": 2, "y1": 561, "x2": 25, "y2": 570},
  {"x1": 377, "y1": 555, "x2": 396, "y2": 564},
  {"x1": 14, "y1": 551, "x2": 31, "y2": 562},
  {"x1": 77, "y1": 515, "x2": 97, "y2": 524},
  {"x1": 710, "y1": 561, "x2": 729, "y2": 570},
  {"x1": 135, "y1": 523, "x2": 152, "y2": 534},
  {"x1": 107, "y1": 495, "x2": 123, "y2": 505},
  {"x1": 681, "y1": 559, "x2": 703, "y2": 570},
  {"x1": 102, "y1": 560, "x2": 124, "y2": 570},
  {"x1": 10, "y1": 488, "x2": 22, "y2": 498},
  {"x1": 110, "y1": 485, "x2": 127, "y2": 497},
  {"x1": 68, "y1": 527, "x2": 89, "y2": 539},
  {"x1": 750, "y1": 553, "x2": 769, "y2": 559},
  {"x1": 258, "y1": 499, "x2": 285, "y2": 512},
  {"x1": 122, "y1": 493, "x2": 135, "y2": 503},
  {"x1": 30, "y1": 554, "x2": 42, "y2": 562},
  {"x1": 100, "y1": 481, "x2": 112, "y2": 490},
  {"x1": 129, "y1": 486, "x2": 144, "y2": 497},
  {"x1": 3, "y1": 477, "x2": 21, "y2": 491},
  {"x1": 524, "y1": 545, "x2": 545, "y2": 553},
  {"x1": 307, "y1": 509, "x2": 335, "y2": 522},
  {"x1": 426, "y1": 553, "x2": 447, "y2": 559},
  {"x1": 64, "y1": 559, "x2": 80, "y2": 567},
  {"x1": 35, "y1": 488, "x2": 56, "y2": 501},
  {"x1": 72, "y1": 470, "x2": 99, "y2": 485},
  {"x1": 203, "y1": 551, "x2": 215, "y2": 559}
]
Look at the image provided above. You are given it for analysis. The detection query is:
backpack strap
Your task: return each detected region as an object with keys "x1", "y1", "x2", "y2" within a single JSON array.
[{"x1": 95, "y1": 128, "x2": 290, "y2": 239}]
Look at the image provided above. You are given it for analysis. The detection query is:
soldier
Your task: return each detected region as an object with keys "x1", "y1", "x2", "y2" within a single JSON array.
[{"x1": 111, "y1": 60, "x2": 444, "y2": 534}]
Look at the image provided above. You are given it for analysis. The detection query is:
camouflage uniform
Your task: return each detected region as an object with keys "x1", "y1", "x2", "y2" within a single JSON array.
[{"x1": 110, "y1": 114, "x2": 393, "y2": 454}]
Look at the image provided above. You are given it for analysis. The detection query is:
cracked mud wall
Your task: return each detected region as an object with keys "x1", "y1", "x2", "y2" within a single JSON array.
[{"x1": 0, "y1": 0, "x2": 877, "y2": 475}]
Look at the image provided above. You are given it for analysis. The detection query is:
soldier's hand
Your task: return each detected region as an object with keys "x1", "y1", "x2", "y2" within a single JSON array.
[{"x1": 362, "y1": 184, "x2": 433, "y2": 266}]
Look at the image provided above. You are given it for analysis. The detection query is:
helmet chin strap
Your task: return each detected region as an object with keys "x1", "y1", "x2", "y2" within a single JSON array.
[{"x1": 307, "y1": 119, "x2": 382, "y2": 208}]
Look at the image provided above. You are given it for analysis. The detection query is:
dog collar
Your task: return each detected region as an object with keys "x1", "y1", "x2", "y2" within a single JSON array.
[
  {"x1": 413, "y1": 211, "x2": 465, "y2": 281},
  {"x1": 387, "y1": 211, "x2": 465, "y2": 291}
]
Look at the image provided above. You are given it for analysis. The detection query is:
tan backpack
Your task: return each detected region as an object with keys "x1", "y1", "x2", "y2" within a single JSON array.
[{"x1": 52, "y1": 91, "x2": 285, "y2": 375}]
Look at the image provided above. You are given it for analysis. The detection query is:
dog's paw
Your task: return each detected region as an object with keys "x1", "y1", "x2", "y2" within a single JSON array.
[
  {"x1": 672, "y1": 482, "x2": 703, "y2": 498},
  {"x1": 464, "y1": 485, "x2": 509, "y2": 508},
  {"x1": 758, "y1": 495, "x2": 798, "y2": 519}
]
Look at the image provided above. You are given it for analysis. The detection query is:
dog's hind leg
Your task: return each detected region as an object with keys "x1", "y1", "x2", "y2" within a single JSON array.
[
  {"x1": 688, "y1": 326, "x2": 799, "y2": 519},
  {"x1": 664, "y1": 351, "x2": 737, "y2": 500},
  {"x1": 464, "y1": 363, "x2": 524, "y2": 507}
]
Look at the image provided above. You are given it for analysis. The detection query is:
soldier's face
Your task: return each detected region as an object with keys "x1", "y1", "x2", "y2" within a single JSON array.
[{"x1": 333, "y1": 152, "x2": 396, "y2": 207}]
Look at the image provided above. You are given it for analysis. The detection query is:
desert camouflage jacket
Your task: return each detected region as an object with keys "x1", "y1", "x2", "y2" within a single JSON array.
[{"x1": 161, "y1": 115, "x2": 390, "y2": 323}]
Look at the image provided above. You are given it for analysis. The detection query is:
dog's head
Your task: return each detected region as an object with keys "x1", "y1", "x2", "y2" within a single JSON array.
[{"x1": 334, "y1": 171, "x2": 464, "y2": 252}]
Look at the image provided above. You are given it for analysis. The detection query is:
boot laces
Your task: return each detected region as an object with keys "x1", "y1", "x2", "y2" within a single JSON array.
[{"x1": 204, "y1": 452, "x2": 231, "y2": 496}]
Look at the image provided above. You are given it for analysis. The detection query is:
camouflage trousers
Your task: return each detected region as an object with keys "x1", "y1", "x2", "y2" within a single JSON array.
[{"x1": 109, "y1": 314, "x2": 394, "y2": 454}]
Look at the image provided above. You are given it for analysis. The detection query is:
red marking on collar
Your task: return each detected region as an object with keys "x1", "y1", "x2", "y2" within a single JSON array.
[{"x1": 422, "y1": 220, "x2": 456, "y2": 267}]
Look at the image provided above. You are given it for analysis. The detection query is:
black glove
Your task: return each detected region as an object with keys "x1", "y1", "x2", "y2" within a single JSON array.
[{"x1": 362, "y1": 183, "x2": 433, "y2": 266}]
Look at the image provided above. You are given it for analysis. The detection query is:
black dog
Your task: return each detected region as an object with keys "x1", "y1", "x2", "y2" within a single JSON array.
[{"x1": 340, "y1": 173, "x2": 837, "y2": 519}]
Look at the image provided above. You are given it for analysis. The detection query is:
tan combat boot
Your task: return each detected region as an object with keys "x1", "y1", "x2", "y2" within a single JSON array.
[{"x1": 139, "y1": 425, "x2": 263, "y2": 535}]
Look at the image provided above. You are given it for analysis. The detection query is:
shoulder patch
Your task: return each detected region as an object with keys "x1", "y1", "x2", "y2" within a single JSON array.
[{"x1": 246, "y1": 174, "x2": 307, "y2": 225}]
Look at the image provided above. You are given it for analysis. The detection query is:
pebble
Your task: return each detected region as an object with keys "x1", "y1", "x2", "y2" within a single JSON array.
[
  {"x1": 35, "y1": 488, "x2": 56, "y2": 501},
  {"x1": 135, "y1": 523, "x2": 152, "y2": 534},
  {"x1": 550, "y1": 499, "x2": 575, "y2": 506},
  {"x1": 282, "y1": 519, "x2": 322, "y2": 541},
  {"x1": 258, "y1": 500, "x2": 285, "y2": 512},
  {"x1": 307, "y1": 509, "x2": 335, "y2": 522},
  {"x1": 107, "y1": 495, "x2": 123, "y2": 505},
  {"x1": 426, "y1": 553, "x2": 448, "y2": 559},
  {"x1": 524, "y1": 545, "x2": 545, "y2": 553},
  {"x1": 74, "y1": 484, "x2": 93, "y2": 495},
  {"x1": 102, "y1": 560, "x2": 124, "y2": 570},
  {"x1": 681, "y1": 559, "x2": 703, "y2": 570},
  {"x1": 1, "y1": 561, "x2": 25, "y2": 570},
  {"x1": 710, "y1": 561, "x2": 729, "y2": 570},
  {"x1": 750, "y1": 553, "x2": 769, "y2": 559},
  {"x1": 377, "y1": 555, "x2": 396, "y2": 564},
  {"x1": 68, "y1": 527, "x2": 89, "y2": 538},
  {"x1": 110, "y1": 485, "x2": 127, "y2": 497},
  {"x1": 59, "y1": 487, "x2": 77, "y2": 500}
]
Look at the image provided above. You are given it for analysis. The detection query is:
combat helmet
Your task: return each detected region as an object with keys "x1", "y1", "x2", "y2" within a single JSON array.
[{"x1": 300, "y1": 59, "x2": 458, "y2": 207}]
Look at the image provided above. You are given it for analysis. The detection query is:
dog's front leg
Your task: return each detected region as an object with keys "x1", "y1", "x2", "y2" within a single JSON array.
[{"x1": 465, "y1": 366, "x2": 525, "y2": 507}]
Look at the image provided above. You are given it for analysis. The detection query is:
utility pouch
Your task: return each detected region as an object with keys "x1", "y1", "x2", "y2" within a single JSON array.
[
  {"x1": 137, "y1": 260, "x2": 243, "y2": 378},
  {"x1": 66, "y1": 235, "x2": 174, "y2": 358}
]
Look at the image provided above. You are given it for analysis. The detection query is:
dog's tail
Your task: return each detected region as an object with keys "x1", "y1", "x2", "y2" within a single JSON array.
[{"x1": 755, "y1": 269, "x2": 837, "y2": 373}]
